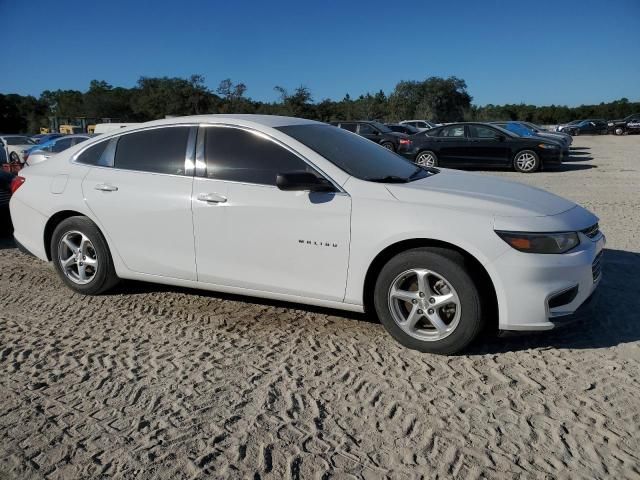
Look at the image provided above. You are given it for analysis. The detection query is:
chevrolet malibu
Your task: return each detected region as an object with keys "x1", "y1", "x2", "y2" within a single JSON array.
[{"x1": 9, "y1": 115, "x2": 605, "y2": 354}]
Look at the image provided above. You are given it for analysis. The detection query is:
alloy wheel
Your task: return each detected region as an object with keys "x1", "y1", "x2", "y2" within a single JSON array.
[
  {"x1": 515, "y1": 152, "x2": 537, "y2": 172},
  {"x1": 58, "y1": 231, "x2": 99, "y2": 285},
  {"x1": 388, "y1": 268, "x2": 461, "y2": 341},
  {"x1": 416, "y1": 152, "x2": 436, "y2": 167}
]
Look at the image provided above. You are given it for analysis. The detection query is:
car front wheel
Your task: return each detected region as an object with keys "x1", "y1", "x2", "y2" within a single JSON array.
[
  {"x1": 51, "y1": 216, "x2": 119, "y2": 295},
  {"x1": 614, "y1": 126, "x2": 625, "y2": 136},
  {"x1": 373, "y1": 248, "x2": 483, "y2": 354},
  {"x1": 513, "y1": 150, "x2": 540, "y2": 173}
]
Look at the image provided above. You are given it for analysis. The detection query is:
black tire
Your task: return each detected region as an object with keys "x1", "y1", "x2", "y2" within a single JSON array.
[
  {"x1": 380, "y1": 141, "x2": 395, "y2": 152},
  {"x1": 614, "y1": 126, "x2": 625, "y2": 136},
  {"x1": 373, "y1": 247, "x2": 483, "y2": 355},
  {"x1": 9, "y1": 152, "x2": 20, "y2": 163},
  {"x1": 51, "y1": 216, "x2": 119, "y2": 294},
  {"x1": 573, "y1": 129, "x2": 580, "y2": 136},
  {"x1": 415, "y1": 150, "x2": 438, "y2": 167},
  {"x1": 513, "y1": 149, "x2": 540, "y2": 173}
]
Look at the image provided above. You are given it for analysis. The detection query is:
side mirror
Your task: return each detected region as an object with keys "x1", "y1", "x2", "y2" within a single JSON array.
[{"x1": 276, "y1": 171, "x2": 336, "y2": 192}]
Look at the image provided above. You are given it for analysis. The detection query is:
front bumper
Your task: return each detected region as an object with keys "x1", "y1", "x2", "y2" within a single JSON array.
[{"x1": 493, "y1": 230, "x2": 605, "y2": 331}]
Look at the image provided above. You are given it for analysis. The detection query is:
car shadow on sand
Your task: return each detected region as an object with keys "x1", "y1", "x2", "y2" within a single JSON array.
[
  {"x1": 112, "y1": 248, "x2": 640, "y2": 351},
  {"x1": 564, "y1": 155, "x2": 594, "y2": 163},
  {"x1": 550, "y1": 163, "x2": 597, "y2": 172}
]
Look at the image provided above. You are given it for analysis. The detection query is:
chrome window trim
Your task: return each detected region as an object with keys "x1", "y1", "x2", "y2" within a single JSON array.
[{"x1": 196, "y1": 123, "x2": 347, "y2": 194}]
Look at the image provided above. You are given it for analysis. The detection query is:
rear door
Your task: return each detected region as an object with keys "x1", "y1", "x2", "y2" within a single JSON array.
[
  {"x1": 432, "y1": 125, "x2": 468, "y2": 166},
  {"x1": 82, "y1": 126, "x2": 197, "y2": 280},
  {"x1": 357, "y1": 123, "x2": 382, "y2": 144},
  {"x1": 191, "y1": 125, "x2": 351, "y2": 301}
]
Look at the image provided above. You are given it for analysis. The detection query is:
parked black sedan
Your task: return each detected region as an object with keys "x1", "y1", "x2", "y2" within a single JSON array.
[
  {"x1": 330, "y1": 121, "x2": 411, "y2": 152},
  {"x1": 564, "y1": 119, "x2": 608, "y2": 136},
  {"x1": 397, "y1": 123, "x2": 563, "y2": 173}
]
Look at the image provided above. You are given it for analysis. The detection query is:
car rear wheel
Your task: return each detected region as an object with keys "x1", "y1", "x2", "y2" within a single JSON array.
[
  {"x1": 513, "y1": 150, "x2": 540, "y2": 173},
  {"x1": 9, "y1": 152, "x2": 20, "y2": 163},
  {"x1": 373, "y1": 248, "x2": 483, "y2": 354},
  {"x1": 415, "y1": 150, "x2": 438, "y2": 167},
  {"x1": 381, "y1": 141, "x2": 394, "y2": 151},
  {"x1": 51, "y1": 216, "x2": 119, "y2": 295},
  {"x1": 614, "y1": 126, "x2": 625, "y2": 136}
]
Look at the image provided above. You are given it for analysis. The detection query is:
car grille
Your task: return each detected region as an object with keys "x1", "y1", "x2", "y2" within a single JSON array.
[
  {"x1": 592, "y1": 251, "x2": 603, "y2": 283},
  {"x1": 581, "y1": 223, "x2": 600, "y2": 239}
]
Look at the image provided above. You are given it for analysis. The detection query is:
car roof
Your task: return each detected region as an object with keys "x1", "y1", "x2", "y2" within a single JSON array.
[{"x1": 142, "y1": 114, "x2": 320, "y2": 129}]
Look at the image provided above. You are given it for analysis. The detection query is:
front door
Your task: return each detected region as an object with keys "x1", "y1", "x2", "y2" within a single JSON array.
[
  {"x1": 191, "y1": 125, "x2": 352, "y2": 302},
  {"x1": 466, "y1": 124, "x2": 511, "y2": 167}
]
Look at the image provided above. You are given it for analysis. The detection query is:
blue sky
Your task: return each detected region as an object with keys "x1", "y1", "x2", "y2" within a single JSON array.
[{"x1": 1, "y1": 0, "x2": 638, "y2": 106}]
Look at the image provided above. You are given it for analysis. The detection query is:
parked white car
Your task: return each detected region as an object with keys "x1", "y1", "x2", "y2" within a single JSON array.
[
  {"x1": 0, "y1": 135, "x2": 37, "y2": 163},
  {"x1": 10, "y1": 115, "x2": 605, "y2": 354}
]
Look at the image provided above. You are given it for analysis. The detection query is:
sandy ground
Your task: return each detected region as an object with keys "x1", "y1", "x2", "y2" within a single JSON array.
[{"x1": 1, "y1": 135, "x2": 639, "y2": 479}]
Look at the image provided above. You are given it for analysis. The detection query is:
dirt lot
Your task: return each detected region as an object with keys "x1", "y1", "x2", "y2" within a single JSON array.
[{"x1": 1, "y1": 135, "x2": 639, "y2": 479}]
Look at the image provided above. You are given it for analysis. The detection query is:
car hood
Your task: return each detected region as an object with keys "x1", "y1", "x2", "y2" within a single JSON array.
[{"x1": 385, "y1": 169, "x2": 576, "y2": 218}]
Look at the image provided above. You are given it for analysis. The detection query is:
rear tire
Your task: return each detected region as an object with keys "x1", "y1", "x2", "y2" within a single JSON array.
[
  {"x1": 373, "y1": 248, "x2": 483, "y2": 355},
  {"x1": 614, "y1": 126, "x2": 625, "y2": 136},
  {"x1": 9, "y1": 152, "x2": 20, "y2": 163},
  {"x1": 381, "y1": 141, "x2": 394, "y2": 151},
  {"x1": 51, "y1": 216, "x2": 119, "y2": 295},
  {"x1": 513, "y1": 150, "x2": 540, "y2": 173},
  {"x1": 415, "y1": 150, "x2": 438, "y2": 167}
]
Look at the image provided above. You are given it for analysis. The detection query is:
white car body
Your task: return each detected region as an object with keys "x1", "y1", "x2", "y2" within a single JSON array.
[
  {"x1": 93, "y1": 123, "x2": 139, "y2": 134},
  {"x1": 0, "y1": 135, "x2": 37, "y2": 163},
  {"x1": 10, "y1": 115, "x2": 604, "y2": 337}
]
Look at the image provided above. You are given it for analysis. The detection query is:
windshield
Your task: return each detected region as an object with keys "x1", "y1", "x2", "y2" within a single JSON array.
[
  {"x1": 503, "y1": 122, "x2": 534, "y2": 137},
  {"x1": 277, "y1": 124, "x2": 432, "y2": 182},
  {"x1": 5, "y1": 136, "x2": 35, "y2": 145}
]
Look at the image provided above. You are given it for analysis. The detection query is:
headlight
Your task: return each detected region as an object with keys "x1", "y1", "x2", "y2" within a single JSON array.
[
  {"x1": 495, "y1": 231, "x2": 579, "y2": 254},
  {"x1": 538, "y1": 143, "x2": 559, "y2": 149},
  {"x1": 608, "y1": 122, "x2": 614, "y2": 126}
]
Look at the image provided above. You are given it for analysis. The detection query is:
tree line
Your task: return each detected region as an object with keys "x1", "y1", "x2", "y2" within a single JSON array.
[{"x1": 1, "y1": 75, "x2": 638, "y2": 133}]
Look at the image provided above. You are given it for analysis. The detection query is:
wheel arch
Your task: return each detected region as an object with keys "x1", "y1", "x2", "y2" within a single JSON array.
[{"x1": 362, "y1": 238, "x2": 499, "y2": 331}]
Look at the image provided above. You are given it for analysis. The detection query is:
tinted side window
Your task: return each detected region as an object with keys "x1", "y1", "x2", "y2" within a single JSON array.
[
  {"x1": 204, "y1": 127, "x2": 312, "y2": 185},
  {"x1": 52, "y1": 138, "x2": 74, "y2": 152},
  {"x1": 468, "y1": 125, "x2": 499, "y2": 138},
  {"x1": 340, "y1": 123, "x2": 357, "y2": 132},
  {"x1": 76, "y1": 140, "x2": 110, "y2": 166},
  {"x1": 440, "y1": 126, "x2": 465, "y2": 137},
  {"x1": 358, "y1": 123, "x2": 376, "y2": 135},
  {"x1": 114, "y1": 127, "x2": 190, "y2": 175}
]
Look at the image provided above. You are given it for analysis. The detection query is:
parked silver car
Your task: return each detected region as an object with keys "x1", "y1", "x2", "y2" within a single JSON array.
[{"x1": 25, "y1": 135, "x2": 90, "y2": 166}]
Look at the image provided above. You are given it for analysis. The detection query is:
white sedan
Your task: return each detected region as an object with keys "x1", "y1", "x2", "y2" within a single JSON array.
[{"x1": 9, "y1": 115, "x2": 605, "y2": 354}]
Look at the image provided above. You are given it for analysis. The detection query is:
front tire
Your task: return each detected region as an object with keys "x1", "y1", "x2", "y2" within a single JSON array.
[
  {"x1": 51, "y1": 216, "x2": 119, "y2": 295},
  {"x1": 614, "y1": 126, "x2": 625, "y2": 136},
  {"x1": 513, "y1": 150, "x2": 540, "y2": 173},
  {"x1": 415, "y1": 150, "x2": 438, "y2": 167},
  {"x1": 9, "y1": 152, "x2": 20, "y2": 163},
  {"x1": 373, "y1": 248, "x2": 483, "y2": 354}
]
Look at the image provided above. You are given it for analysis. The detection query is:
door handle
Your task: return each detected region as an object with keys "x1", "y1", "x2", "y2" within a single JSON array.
[
  {"x1": 94, "y1": 184, "x2": 118, "y2": 192},
  {"x1": 197, "y1": 192, "x2": 227, "y2": 204}
]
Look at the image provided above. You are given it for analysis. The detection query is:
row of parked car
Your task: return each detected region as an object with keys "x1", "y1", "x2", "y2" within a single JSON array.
[
  {"x1": 331, "y1": 120, "x2": 573, "y2": 173},
  {"x1": 556, "y1": 114, "x2": 640, "y2": 136}
]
